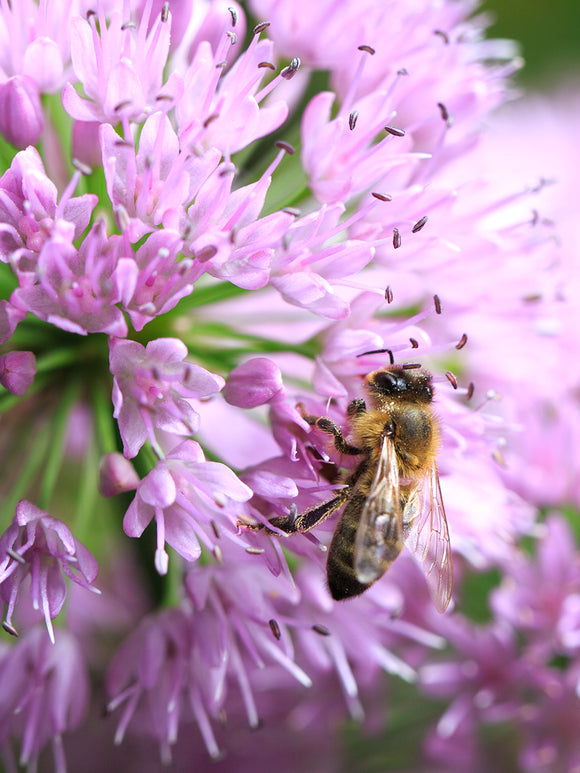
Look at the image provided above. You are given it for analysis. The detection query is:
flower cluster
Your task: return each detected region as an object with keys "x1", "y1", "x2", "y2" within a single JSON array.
[{"x1": 0, "y1": 0, "x2": 569, "y2": 770}]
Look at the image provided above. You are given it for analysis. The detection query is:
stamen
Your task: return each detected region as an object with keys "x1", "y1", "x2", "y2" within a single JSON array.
[
  {"x1": 258, "y1": 61, "x2": 276, "y2": 70},
  {"x1": 385, "y1": 286, "x2": 393, "y2": 303},
  {"x1": 409, "y1": 338, "x2": 419, "y2": 348},
  {"x1": 275, "y1": 141, "x2": 295, "y2": 155},
  {"x1": 445, "y1": 371, "x2": 458, "y2": 389},
  {"x1": 312, "y1": 624, "x2": 331, "y2": 636},
  {"x1": 372, "y1": 192, "x2": 392, "y2": 202},
  {"x1": 269, "y1": 619, "x2": 281, "y2": 640},
  {"x1": 245, "y1": 547, "x2": 265, "y2": 555},
  {"x1": 434, "y1": 29, "x2": 450, "y2": 44},
  {"x1": 466, "y1": 382, "x2": 475, "y2": 400},
  {"x1": 412, "y1": 216, "x2": 428, "y2": 233},
  {"x1": 358, "y1": 45, "x2": 376, "y2": 55},
  {"x1": 161, "y1": 2, "x2": 169, "y2": 22},
  {"x1": 433, "y1": 294, "x2": 442, "y2": 314},
  {"x1": 393, "y1": 227, "x2": 401, "y2": 249},
  {"x1": 402, "y1": 362, "x2": 421, "y2": 369},
  {"x1": 456, "y1": 333, "x2": 468, "y2": 350},
  {"x1": 253, "y1": 21, "x2": 271, "y2": 35},
  {"x1": 384, "y1": 126, "x2": 405, "y2": 137},
  {"x1": 281, "y1": 58, "x2": 301, "y2": 80},
  {"x1": 349, "y1": 111, "x2": 359, "y2": 131},
  {"x1": 228, "y1": 6, "x2": 238, "y2": 26}
]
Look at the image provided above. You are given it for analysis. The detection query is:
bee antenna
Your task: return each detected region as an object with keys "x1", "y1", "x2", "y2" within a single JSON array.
[{"x1": 356, "y1": 348, "x2": 394, "y2": 364}]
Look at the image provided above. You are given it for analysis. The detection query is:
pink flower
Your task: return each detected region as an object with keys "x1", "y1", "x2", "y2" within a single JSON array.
[
  {"x1": 0, "y1": 350, "x2": 36, "y2": 395},
  {"x1": 123, "y1": 440, "x2": 252, "y2": 574},
  {"x1": 0, "y1": 501, "x2": 99, "y2": 643},
  {"x1": 0, "y1": 75, "x2": 44, "y2": 148},
  {"x1": 0, "y1": 626, "x2": 89, "y2": 773},
  {"x1": 110, "y1": 337, "x2": 225, "y2": 458}
]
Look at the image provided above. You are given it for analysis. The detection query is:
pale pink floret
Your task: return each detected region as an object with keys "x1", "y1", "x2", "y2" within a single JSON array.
[
  {"x1": 110, "y1": 337, "x2": 225, "y2": 459},
  {"x1": 0, "y1": 501, "x2": 99, "y2": 643},
  {"x1": 0, "y1": 626, "x2": 89, "y2": 773},
  {"x1": 62, "y1": 1, "x2": 179, "y2": 125},
  {"x1": 123, "y1": 439, "x2": 252, "y2": 575},
  {"x1": 0, "y1": 350, "x2": 36, "y2": 395}
]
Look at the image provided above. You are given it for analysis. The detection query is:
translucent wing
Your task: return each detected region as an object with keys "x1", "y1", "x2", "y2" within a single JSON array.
[
  {"x1": 403, "y1": 465, "x2": 453, "y2": 612},
  {"x1": 354, "y1": 437, "x2": 404, "y2": 584}
]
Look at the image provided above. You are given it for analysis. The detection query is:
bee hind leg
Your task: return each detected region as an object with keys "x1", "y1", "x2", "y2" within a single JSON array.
[{"x1": 267, "y1": 489, "x2": 350, "y2": 535}]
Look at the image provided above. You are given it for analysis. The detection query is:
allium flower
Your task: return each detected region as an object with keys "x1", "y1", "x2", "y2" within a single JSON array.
[
  {"x1": 0, "y1": 0, "x2": 570, "y2": 769},
  {"x1": 0, "y1": 501, "x2": 99, "y2": 643},
  {"x1": 0, "y1": 626, "x2": 89, "y2": 773}
]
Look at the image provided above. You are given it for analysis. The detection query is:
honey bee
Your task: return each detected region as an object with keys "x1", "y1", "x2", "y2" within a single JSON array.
[{"x1": 262, "y1": 364, "x2": 453, "y2": 612}]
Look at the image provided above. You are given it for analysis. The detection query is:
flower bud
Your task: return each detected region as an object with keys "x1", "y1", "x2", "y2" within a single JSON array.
[
  {"x1": 0, "y1": 76, "x2": 44, "y2": 148},
  {"x1": 0, "y1": 351, "x2": 37, "y2": 395},
  {"x1": 224, "y1": 358, "x2": 284, "y2": 407},
  {"x1": 99, "y1": 453, "x2": 140, "y2": 497}
]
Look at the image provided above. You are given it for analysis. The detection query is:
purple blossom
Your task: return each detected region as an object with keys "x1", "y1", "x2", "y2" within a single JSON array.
[
  {"x1": 0, "y1": 501, "x2": 100, "y2": 643},
  {"x1": 123, "y1": 440, "x2": 252, "y2": 574},
  {"x1": 110, "y1": 337, "x2": 225, "y2": 458},
  {"x1": 0, "y1": 351, "x2": 36, "y2": 395},
  {"x1": 0, "y1": 75, "x2": 44, "y2": 148},
  {"x1": 0, "y1": 0, "x2": 571, "y2": 768},
  {"x1": 0, "y1": 626, "x2": 89, "y2": 773}
]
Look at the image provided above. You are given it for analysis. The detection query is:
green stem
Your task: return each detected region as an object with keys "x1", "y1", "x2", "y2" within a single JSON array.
[
  {"x1": 0, "y1": 429, "x2": 51, "y2": 524},
  {"x1": 38, "y1": 378, "x2": 82, "y2": 510}
]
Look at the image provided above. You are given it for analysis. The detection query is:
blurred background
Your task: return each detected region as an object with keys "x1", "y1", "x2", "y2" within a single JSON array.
[{"x1": 481, "y1": 0, "x2": 580, "y2": 87}]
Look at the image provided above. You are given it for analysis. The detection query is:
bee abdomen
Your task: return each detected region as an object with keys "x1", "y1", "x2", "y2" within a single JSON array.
[{"x1": 326, "y1": 493, "x2": 371, "y2": 601}]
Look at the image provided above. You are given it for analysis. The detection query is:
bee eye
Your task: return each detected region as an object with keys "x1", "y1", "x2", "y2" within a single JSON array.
[{"x1": 372, "y1": 370, "x2": 404, "y2": 393}]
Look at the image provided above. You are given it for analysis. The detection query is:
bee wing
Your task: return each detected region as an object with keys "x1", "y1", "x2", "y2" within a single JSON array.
[
  {"x1": 354, "y1": 437, "x2": 403, "y2": 584},
  {"x1": 403, "y1": 465, "x2": 453, "y2": 613}
]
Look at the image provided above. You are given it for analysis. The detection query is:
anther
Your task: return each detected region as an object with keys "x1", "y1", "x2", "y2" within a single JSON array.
[
  {"x1": 203, "y1": 113, "x2": 220, "y2": 128},
  {"x1": 245, "y1": 547, "x2": 265, "y2": 555},
  {"x1": 312, "y1": 624, "x2": 331, "y2": 636},
  {"x1": 269, "y1": 619, "x2": 281, "y2": 640},
  {"x1": 349, "y1": 111, "x2": 358, "y2": 131},
  {"x1": 385, "y1": 286, "x2": 393, "y2": 303},
  {"x1": 161, "y1": 2, "x2": 169, "y2": 22},
  {"x1": 228, "y1": 6, "x2": 238, "y2": 26},
  {"x1": 409, "y1": 338, "x2": 419, "y2": 348},
  {"x1": 393, "y1": 227, "x2": 401, "y2": 249},
  {"x1": 437, "y1": 102, "x2": 450, "y2": 122},
  {"x1": 253, "y1": 21, "x2": 271, "y2": 34},
  {"x1": 372, "y1": 192, "x2": 392, "y2": 202},
  {"x1": 281, "y1": 58, "x2": 301, "y2": 80},
  {"x1": 466, "y1": 382, "x2": 474, "y2": 400},
  {"x1": 384, "y1": 126, "x2": 405, "y2": 137},
  {"x1": 275, "y1": 140, "x2": 295, "y2": 155},
  {"x1": 402, "y1": 362, "x2": 421, "y2": 370},
  {"x1": 2, "y1": 621, "x2": 18, "y2": 637},
  {"x1": 445, "y1": 371, "x2": 458, "y2": 389},
  {"x1": 433, "y1": 294, "x2": 442, "y2": 314},
  {"x1": 412, "y1": 216, "x2": 428, "y2": 233},
  {"x1": 456, "y1": 333, "x2": 468, "y2": 350},
  {"x1": 72, "y1": 158, "x2": 92, "y2": 176},
  {"x1": 6, "y1": 548, "x2": 25, "y2": 564},
  {"x1": 226, "y1": 31, "x2": 237, "y2": 45},
  {"x1": 258, "y1": 61, "x2": 276, "y2": 70},
  {"x1": 434, "y1": 29, "x2": 449, "y2": 44},
  {"x1": 358, "y1": 45, "x2": 376, "y2": 55}
]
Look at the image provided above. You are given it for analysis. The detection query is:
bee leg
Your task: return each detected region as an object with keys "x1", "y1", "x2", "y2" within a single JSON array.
[
  {"x1": 347, "y1": 398, "x2": 366, "y2": 417},
  {"x1": 297, "y1": 403, "x2": 361, "y2": 456},
  {"x1": 267, "y1": 489, "x2": 350, "y2": 535}
]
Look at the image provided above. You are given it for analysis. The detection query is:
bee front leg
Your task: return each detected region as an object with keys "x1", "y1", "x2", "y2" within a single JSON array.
[{"x1": 297, "y1": 403, "x2": 362, "y2": 456}]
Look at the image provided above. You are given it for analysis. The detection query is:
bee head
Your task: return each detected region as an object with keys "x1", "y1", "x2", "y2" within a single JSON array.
[{"x1": 366, "y1": 365, "x2": 433, "y2": 403}]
